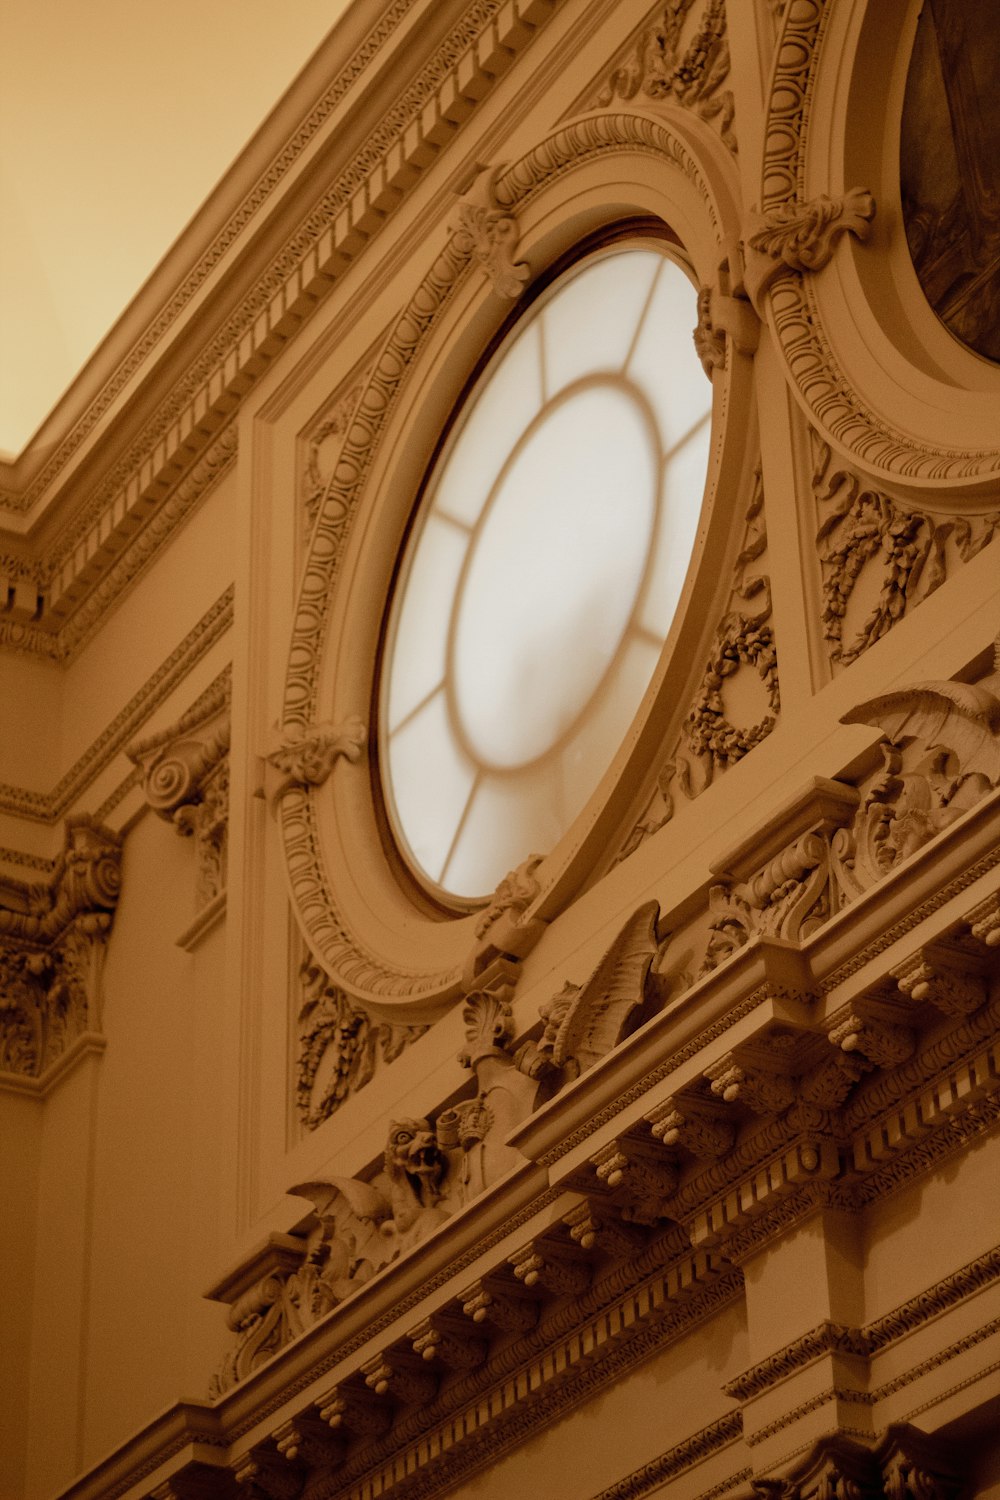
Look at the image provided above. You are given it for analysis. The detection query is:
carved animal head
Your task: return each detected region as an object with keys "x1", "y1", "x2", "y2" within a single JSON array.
[{"x1": 384, "y1": 1118, "x2": 447, "y2": 1204}]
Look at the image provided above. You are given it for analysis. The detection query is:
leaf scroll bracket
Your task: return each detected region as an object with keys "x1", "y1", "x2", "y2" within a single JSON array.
[{"x1": 451, "y1": 163, "x2": 530, "y2": 301}]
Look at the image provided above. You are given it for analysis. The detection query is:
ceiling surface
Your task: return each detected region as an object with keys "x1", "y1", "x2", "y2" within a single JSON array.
[{"x1": 0, "y1": 0, "x2": 354, "y2": 460}]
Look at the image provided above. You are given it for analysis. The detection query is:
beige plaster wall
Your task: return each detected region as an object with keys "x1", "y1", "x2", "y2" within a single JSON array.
[
  {"x1": 59, "y1": 470, "x2": 236, "y2": 779},
  {"x1": 0, "y1": 1091, "x2": 42, "y2": 1500},
  {"x1": 79, "y1": 812, "x2": 231, "y2": 1471},
  {"x1": 18, "y1": 806, "x2": 233, "y2": 1496},
  {"x1": 0, "y1": 651, "x2": 62, "y2": 793}
]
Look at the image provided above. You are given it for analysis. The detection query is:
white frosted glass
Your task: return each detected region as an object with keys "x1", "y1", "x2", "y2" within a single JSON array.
[
  {"x1": 556, "y1": 635, "x2": 663, "y2": 812},
  {"x1": 386, "y1": 689, "x2": 477, "y2": 881},
  {"x1": 442, "y1": 765, "x2": 565, "y2": 897},
  {"x1": 628, "y1": 260, "x2": 712, "y2": 451},
  {"x1": 542, "y1": 251, "x2": 661, "y2": 396},
  {"x1": 639, "y1": 419, "x2": 712, "y2": 637},
  {"x1": 433, "y1": 321, "x2": 544, "y2": 527},
  {"x1": 383, "y1": 243, "x2": 711, "y2": 899},
  {"x1": 452, "y1": 383, "x2": 656, "y2": 768},
  {"x1": 387, "y1": 515, "x2": 467, "y2": 732}
]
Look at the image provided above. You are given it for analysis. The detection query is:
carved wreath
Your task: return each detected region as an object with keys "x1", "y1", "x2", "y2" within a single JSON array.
[{"x1": 685, "y1": 617, "x2": 779, "y2": 767}]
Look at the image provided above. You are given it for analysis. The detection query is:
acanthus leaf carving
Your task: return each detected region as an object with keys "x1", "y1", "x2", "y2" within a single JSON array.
[
  {"x1": 827, "y1": 1009, "x2": 915, "y2": 1071},
  {"x1": 296, "y1": 958, "x2": 428, "y2": 1132},
  {"x1": 813, "y1": 440, "x2": 1000, "y2": 669},
  {"x1": 451, "y1": 164, "x2": 529, "y2": 300},
  {"x1": 591, "y1": 1136, "x2": 680, "y2": 1224},
  {"x1": 646, "y1": 1096, "x2": 735, "y2": 1159},
  {"x1": 831, "y1": 681, "x2": 1000, "y2": 900},
  {"x1": 0, "y1": 816, "x2": 122, "y2": 1079},
  {"x1": 744, "y1": 188, "x2": 876, "y2": 307},
  {"x1": 460, "y1": 1279, "x2": 538, "y2": 1335},
  {"x1": 892, "y1": 947, "x2": 987, "y2": 1018},
  {"x1": 594, "y1": 0, "x2": 736, "y2": 154},
  {"x1": 698, "y1": 779, "x2": 858, "y2": 974},
  {"x1": 705, "y1": 1053, "x2": 797, "y2": 1116},
  {"x1": 264, "y1": 716, "x2": 366, "y2": 809},
  {"x1": 510, "y1": 1241, "x2": 591, "y2": 1298}
]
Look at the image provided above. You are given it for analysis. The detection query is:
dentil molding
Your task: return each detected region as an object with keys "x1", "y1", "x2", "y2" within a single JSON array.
[{"x1": 0, "y1": 0, "x2": 565, "y2": 662}]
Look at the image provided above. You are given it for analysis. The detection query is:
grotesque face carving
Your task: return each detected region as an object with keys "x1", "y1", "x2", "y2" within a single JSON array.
[{"x1": 384, "y1": 1118, "x2": 448, "y2": 1205}]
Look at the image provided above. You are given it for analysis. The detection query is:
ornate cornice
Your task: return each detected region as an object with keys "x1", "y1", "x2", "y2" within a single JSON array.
[
  {"x1": 0, "y1": 1, "x2": 564, "y2": 661},
  {"x1": 590, "y1": 1414, "x2": 745, "y2": 1500}
]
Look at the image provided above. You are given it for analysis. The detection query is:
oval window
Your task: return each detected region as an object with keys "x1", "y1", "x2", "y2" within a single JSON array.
[{"x1": 381, "y1": 242, "x2": 712, "y2": 900}]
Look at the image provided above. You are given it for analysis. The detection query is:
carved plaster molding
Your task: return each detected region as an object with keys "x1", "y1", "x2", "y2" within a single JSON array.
[
  {"x1": 755, "y1": 0, "x2": 1000, "y2": 484},
  {"x1": 589, "y1": 0, "x2": 736, "y2": 155},
  {"x1": 694, "y1": 280, "x2": 759, "y2": 378},
  {"x1": 128, "y1": 674, "x2": 231, "y2": 914},
  {"x1": 296, "y1": 958, "x2": 428, "y2": 1132},
  {"x1": 264, "y1": 716, "x2": 367, "y2": 810},
  {"x1": 280, "y1": 108, "x2": 729, "y2": 1000},
  {"x1": 302, "y1": 379, "x2": 368, "y2": 542},
  {"x1": 590, "y1": 1415, "x2": 744, "y2": 1500},
  {"x1": 724, "y1": 1247, "x2": 1000, "y2": 1403},
  {"x1": 736, "y1": 1425, "x2": 966, "y2": 1500},
  {"x1": 209, "y1": 1202, "x2": 741, "y2": 1496},
  {"x1": 451, "y1": 166, "x2": 530, "y2": 298},
  {"x1": 211, "y1": 863, "x2": 1000, "y2": 1407},
  {"x1": 812, "y1": 438, "x2": 1000, "y2": 669},
  {"x1": 743, "y1": 189, "x2": 875, "y2": 307},
  {"x1": 0, "y1": 589, "x2": 233, "y2": 825},
  {"x1": 619, "y1": 464, "x2": 774, "y2": 863},
  {"x1": 0, "y1": 3, "x2": 563, "y2": 658},
  {"x1": 0, "y1": 817, "x2": 122, "y2": 1080}
]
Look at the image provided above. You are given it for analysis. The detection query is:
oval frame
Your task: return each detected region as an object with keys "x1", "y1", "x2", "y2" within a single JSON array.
[
  {"x1": 755, "y1": 0, "x2": 1000, "y2": 494},
  {"x1": 279, "y1": 108, "x2": 749, "y2": 1014}
]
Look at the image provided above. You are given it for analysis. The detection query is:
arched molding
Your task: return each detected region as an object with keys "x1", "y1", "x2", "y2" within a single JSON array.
[
  {"x1": 754, "y1": 0, "x2": 1000, "y2": 494},
  {"x1": 276, "y1": 107, "x2": 753, "y2": 1013}
]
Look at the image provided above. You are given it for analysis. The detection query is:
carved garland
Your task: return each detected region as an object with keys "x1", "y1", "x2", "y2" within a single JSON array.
[
  {"x1": 296, "y1": 960, "x2": 428, "y2": 1131},
  {"x1": 279, "y1": 110, "x2": 730, "y2": 1000},
  {"x1": 754, "y1": 0, "x2": 1000, "y2": 484},
  {"x1": 592, "y1": 0, "x2": 736, "y2": 156},
  {"x1": 812, "y1": 438, "x2": 1000, "y2": 667}
]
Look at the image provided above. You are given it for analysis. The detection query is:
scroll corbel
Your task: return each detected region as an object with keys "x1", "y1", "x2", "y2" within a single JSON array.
[
  {"x1": 743, "y1": 188, "x2": 876, "y2": 311},
  {"x1": 262, "y1": 716, "x2": 367, "y2": 812},
  {"x1": 451, "y1": 163, "x2": 529, "y2": 299}
]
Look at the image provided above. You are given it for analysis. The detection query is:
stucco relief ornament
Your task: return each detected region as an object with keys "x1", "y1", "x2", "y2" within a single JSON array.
[
  {"x1": 617, "y1": 468, "x2": 776, "y2": 863},
  {"x1": 595, "y1": 0, "x2": 736, "y2": 154},
  {"x1": 464, "y1": 852, "x2": 547, "y2": 986},
  {"x1": 812, "y1": 439, "x2": 1000, "y2": 669},
  {"x1": 264, "y1": 716, "x2": 367, "y2": 809},
  {"x1": 831, "y1": 681, "x2": 1000, "y2": 900},
  {"x1": 0, "y1": 817, "x2": 122, "y2": 1078},
  {"x1": 743, "y1": 189, "x2": 876, "y2": 307},
  {"x1": 296, "y1": 960, "x2": 428, "y2": 1132},
  {"x1": 693, "y1": 281, "x2": 758, "y2": 379},
  {"x1": 450, "y1": 166, "x2": 529, "y2": 300}
]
